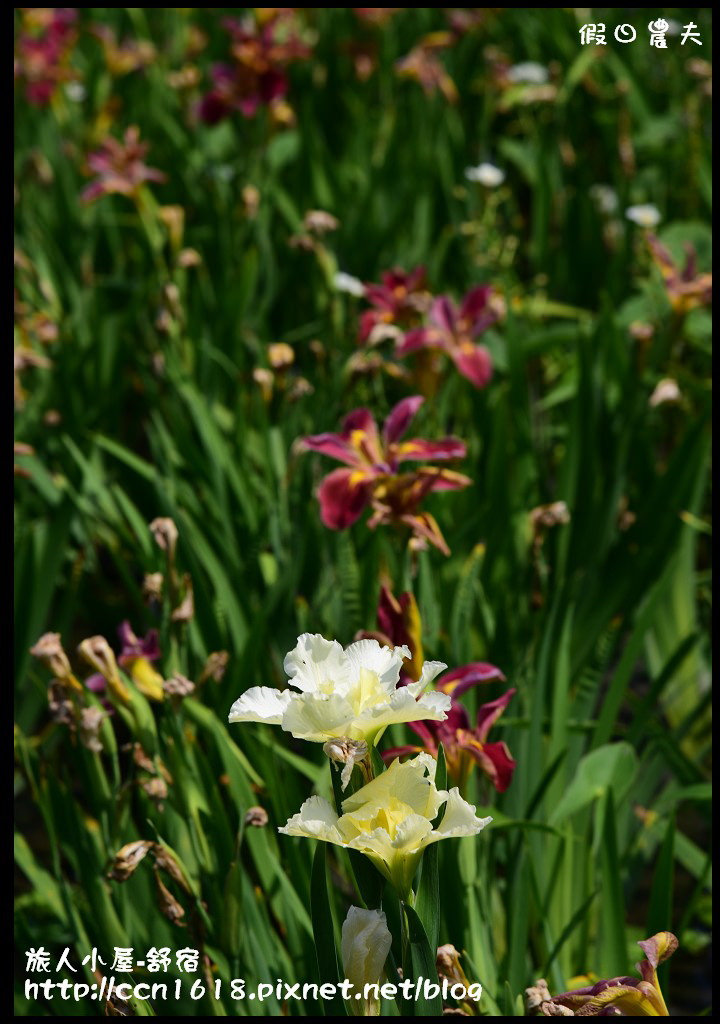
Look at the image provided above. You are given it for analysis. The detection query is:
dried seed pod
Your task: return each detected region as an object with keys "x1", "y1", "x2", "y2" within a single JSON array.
[
  {"x1": 244, "y1": 806, "x2": 269, "y2": 828},
  {"x1": 153, "y1": 846, "x2": 192, "y2": 893},
  {"x1": 109, "y1": 840, "x2": 155, "y2": 882},
  {"x1": 78, "y1": 636, "x2": 130, "y2": 703},
  {"x1": 79, "y1": 707, "x2": 107, "y2": 753},
  {"x1": 163, "y1": 674, "x2": 195, "y2": 699},
  {"x1": 154, "y1": 870, "x2": 185, "y2": 925},
  {"x1": 149, "y1": 517, "x2": 178, "y2": 559},
  {"x1": 31, "y1": 632, "x2": 82, "y2": 690},
  {"x1": 170, "y1": 575, "x2": 194, "y2": 623},
  {"x1": 199, "y1": 651, "x2": 229, "y2": 685}
]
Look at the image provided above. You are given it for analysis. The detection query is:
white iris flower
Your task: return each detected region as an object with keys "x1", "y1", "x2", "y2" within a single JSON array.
[
  {"x1": 625, "y1": 204, "x2": 662, "y2": 229},
  {"x1": 279, "y1": 753, "x2": 492, "y2": 898},
  {"x1": 229, "y1": 634, "x2": 450, "y2": 747}
]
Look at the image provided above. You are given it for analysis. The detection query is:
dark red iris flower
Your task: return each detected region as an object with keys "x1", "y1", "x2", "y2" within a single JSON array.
[
  {"x1": 198, "y1": 12, "x2": 310, "y2": 123},
  {"x1": 397, "y1": 285, "x2": 500, "y2": 389},
  {"x1": 359, "y1": 266, "x2": 431, "y2": 344},
  {"x1": 15, "y1": 8, "x2": 78, "y2": 106},
  {"x1": 300, "y1": 395, "x2": 471, "y2": 555},
  {"x1": 384, "y1": 688, "x2": 516, "y2": 793},
  {"x1": 362, "y1": 582, "x2": 516, "y2": 792}
]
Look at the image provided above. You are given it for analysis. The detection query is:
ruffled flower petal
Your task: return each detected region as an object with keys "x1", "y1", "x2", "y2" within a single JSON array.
[
  {"x1": 228, "y1": 686, "x2": 292, "y2": 724},
  {"x1": 278, "y1": 795, "x2": 343, "y2": 843},
  {"x1": 283, "y1": 633, "x2": 350, "y2": 694},
  {"x1": 438, "y1": 661, "x2": 506, "y2": 696},
  {"x1": 301, "y1": 432, "x2": 362, "y2": 466},
  {"x1": 459, "y1": 737, "x2": 517, "y2": 793},
  {"x1": 280, "y1": 755, "x2": 490, "y2": 899},
  {"x1": 637, "y1": 932, "x2": 679, "y2": 971},
  {"x1": 429, "y1": 788, "x2": 492, "y2": 843},
  {"x1": 343, "y1": 637, "x2": 410, "y2": 692},
  {"x1": 232, "y1": 634, "x2": 450, "y2": 747},
  {"x1": 407, "y1": 659, "x2": 448, "y2": 696},
  {"x1": 282, "y1": 692, "x2": 356, "y2": 741}
]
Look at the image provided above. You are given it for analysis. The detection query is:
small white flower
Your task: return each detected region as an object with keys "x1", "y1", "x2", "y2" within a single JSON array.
[
  {"x1": 625, "y1": 204, "x2": 662, "y2": 229},
  {"x1": 341, "y1": 907, "x2": 392, "y2": 1015},
  {"x1": 665, "y1": 19, "x2": 682, "y2": 36},
  {"x1": 507, "y1": 61, "x2": 549, "y2": 85},
  {"x1": 229, "y1": 634, "x2": 449, "y2": 747},
  {"x1": 649, "y1": 378, "x2": 682, "y2": 408},
  {"x1": 589, "y1": 184, "x2": 619, "y2": 215},
  {"x1": 64, "y1": 82, "x2": 86, "y2": 103},
  {"x1": 333, "y1": 271, "x2": 366, "y2": 297},
  {"x1": 464, "y1": 162, "x2": 506, "y2": 187}
]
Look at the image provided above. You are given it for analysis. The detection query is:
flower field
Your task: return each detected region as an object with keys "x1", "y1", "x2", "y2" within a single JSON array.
[{"x1": 14, "y1": 8, "x2": 711, "y2": 1017}]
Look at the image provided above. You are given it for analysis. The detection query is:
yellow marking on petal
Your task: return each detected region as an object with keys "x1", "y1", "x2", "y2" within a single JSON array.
[
  {"x1": 348, "y1": 468, "x2": 372, "y2": 487},
  {"x1": 586, "y1": 984, "x2": 666, "y2": 1016},
  {"x1": 344, "y1": 797, "x2": 415, "y2": 841},
  {"x1": 405, "y1": 593, "x2": 424, "y2": 681},
  {"x1": 395, "y1": 441, "x2": 422, "y2": 456},
  {"x1": 565, "y1": 974, "x2": 599, "y2": 989},
  {"x1": 127, "y1": 657, "x2": 165, "y2": 702},
  {"x1": 458, "y1": 734, "x2": 485, "y2": 755},
  {"x1": 353, "y1": 668, "x2": 388, "y2": 713},
  {"x1": 349, "y1": 429, "x2": 368, "y2": 449}
]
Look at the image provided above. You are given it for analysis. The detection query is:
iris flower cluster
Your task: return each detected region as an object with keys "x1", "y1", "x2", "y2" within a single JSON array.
[{"x1": 230, "y1": 632, "x2": 493, "y2": 902}]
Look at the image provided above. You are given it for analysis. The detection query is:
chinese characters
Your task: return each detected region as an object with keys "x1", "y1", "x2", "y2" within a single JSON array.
[{"x1": 579, "y1": 20, "x2": 702, "y2": 46}]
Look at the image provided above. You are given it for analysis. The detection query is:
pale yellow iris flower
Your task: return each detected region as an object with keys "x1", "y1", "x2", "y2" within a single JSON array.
[
  {"x1": 229, "y1": 634, "x2": 450, "y2": 746},
  {"x1": 279, "y1": 753, "x2": 492, "y2": 898}
]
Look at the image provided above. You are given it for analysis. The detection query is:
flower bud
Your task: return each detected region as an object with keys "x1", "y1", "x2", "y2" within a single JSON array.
[
  {"x1": 149, "y1": 517, "x2": 178, "y2": 560},
  {"x1": 142, "y1": 572, "x2": 164, "y2": 603},
  {"x1": 268, "y1": 342, "x2": 295, "y2": 371},
  {"x1": 78, "y1": 636, "x2": 130, "y2": 703},
  {"x1": 178, "y1": 247, "x2": 201, "y2": 268},
  {"x1": 48, "y1": 681, "x2": 74, "y2": 725},
  {"x1": 159, "y1": 205, "x2": 185, "y2": 250},
  {"x1": 253, "y1": 367, "x2": 274, "y2": 402},
  {"x1": 244, "y1": 806, "x2": 269, "y2": 828},
  {"x1": 436, "y1": 944, "x2": 471, "y2": 992},
  {"x1": 30, "y1": 633, "x2": 82, "y2": 691},
  {"x1": 303, "y1": 209, "x2": 339, "y2": 234},
  {"x1": 142, "y1": 776, "x2": 169, "y2": 803},
  {"x1": 525, "y1": 979, "x2": 552, "y2": 1014},
  {"x1": 341, "y1": 906, "x2": 392, "y2": 1016},
  {"x1": 530, "y1": 501, "x2": 570, "y2": 533},
  {"x1": 649, "y1": 378, "x2": 681, "y2": 408},
  {"x1": 154, "y1": 870, "x2": 185, "y2": 924},
  {"x1": 242, "y1": 184, "x2": 260, "y2": 218}
]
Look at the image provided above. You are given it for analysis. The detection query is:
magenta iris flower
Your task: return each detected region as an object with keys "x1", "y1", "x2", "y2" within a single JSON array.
[
  {"x1": 397, "y1": 285, "x2": 499, "y2": 389},
  {"x1": 81, "y1": 126, "x2": 166, "y2": 204},
  {"x1": 300, "y1": 395, "x2": 471, "y2": 554}
]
